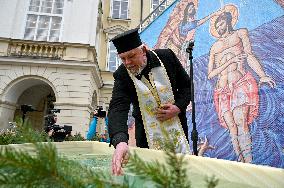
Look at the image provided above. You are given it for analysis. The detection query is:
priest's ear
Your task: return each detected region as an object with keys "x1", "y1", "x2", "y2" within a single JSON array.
[{"x1": 143, "y1": 44, "x2": 151, "y2": 51}]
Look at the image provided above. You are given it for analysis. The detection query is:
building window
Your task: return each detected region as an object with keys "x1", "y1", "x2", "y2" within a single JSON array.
[
  {"x1": 111, "y1": 0, "x2": 129, "y2": 19},
  {"x1": 107, "y1": 42, "x2": 122, "y2": 72},
  {"x1": 24, "y1": 0, "x2": 64, "y2": 42},
  {"x1": 151, "y1": 0, "x2": 166, "y2": 19}
]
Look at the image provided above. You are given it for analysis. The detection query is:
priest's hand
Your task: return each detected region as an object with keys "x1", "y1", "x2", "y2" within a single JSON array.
[
  {"x1": 112, "y1": 142, "x2": 129, "y2": 176},
  {"x1": 156, "y1": 103, "x2": 181, "y2": 122}
]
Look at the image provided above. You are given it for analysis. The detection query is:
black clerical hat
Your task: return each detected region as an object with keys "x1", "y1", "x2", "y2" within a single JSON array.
[{"x1": 110, "y1": 28, "x2": 142, "y2": 54}]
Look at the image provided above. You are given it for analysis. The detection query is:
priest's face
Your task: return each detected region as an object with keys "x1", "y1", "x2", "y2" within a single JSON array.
[{"x1": 119, "y1": 45, "x2": 147, "y2": 76}]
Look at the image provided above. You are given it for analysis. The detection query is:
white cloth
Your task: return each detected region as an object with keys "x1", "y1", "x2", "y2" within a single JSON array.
[{"x1": 128, "y1": 51, "x2": 190, "y2": 154}]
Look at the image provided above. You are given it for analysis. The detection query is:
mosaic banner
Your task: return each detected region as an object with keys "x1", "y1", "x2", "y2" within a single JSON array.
[{"x1": 140, "y1": 0, "x2": 284, "y2": 168}]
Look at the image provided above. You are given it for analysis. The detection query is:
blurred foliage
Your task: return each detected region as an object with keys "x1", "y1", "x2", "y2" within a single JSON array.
[
  {"x1": 0, "y1": 143, "x2": 128, "y2": 188},
  {"x1": 0, "y1": 117, "x2": 112, "y2": 144},
  {"x1": 205, "y1": 176, "x2": 219, "y2": 188},
  {"x1": 65, "y1": 133, "x2": 85, "y2": 141},
  {"x1": 0, "y1": 120, "x2": 218, "y2": 188},
  {"x1": 0, "y1": 117, "x2": 49, "y2": 145},
  {"x1": 126, "y1": 127, "x2": 192, "y2": 188}
]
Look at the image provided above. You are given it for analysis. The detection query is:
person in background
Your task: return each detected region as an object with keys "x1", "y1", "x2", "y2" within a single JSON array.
[
  {"x1": 86, "y1": 110, "x2": 98, "y2": 140},
  {"x1": 87, "y1": 108, "x2": 109, "y2": 142}
]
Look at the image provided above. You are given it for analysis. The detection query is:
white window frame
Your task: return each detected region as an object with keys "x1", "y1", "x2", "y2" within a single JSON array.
[
  {"x1": 24, "y1": 0, "x2": 64, "y2": 42},
  {"x1": 110, "y1": 0, "x2": 129, "y2": 20},
  {"x1": 151, "y1": 0, "x2": 166, "y2": 19},
  {"x1": 107, "y1": 41, "x2": 122, "y2": 72}
]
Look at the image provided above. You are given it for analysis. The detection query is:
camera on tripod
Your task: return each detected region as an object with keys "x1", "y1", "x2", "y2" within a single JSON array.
[
  {"x1": 44, "y1": 109, "x2": 72, "y2": 142},
  {"x1": 94, "y1": 106, "x2": 106, "y2": 118},
  {"x1": 21, "y1": 104, "x2": 36, "y2": 122},
  {"x1": 50, "y1": 109, "x2": 61, "y2": 113},
  {"x1": 21, "y1": 104, "x2": 36, "y2": 113}
]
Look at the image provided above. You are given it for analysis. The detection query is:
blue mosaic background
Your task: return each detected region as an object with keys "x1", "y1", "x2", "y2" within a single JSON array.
[{"x1": 141, "y1": 0, "x2": 284, "y2": 168}]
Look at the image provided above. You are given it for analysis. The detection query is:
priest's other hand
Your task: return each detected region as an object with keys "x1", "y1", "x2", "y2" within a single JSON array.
[
  {"x1": 112, "y1": 142, "x2": 129, "y2": 176},
  {"x1": 156, "y1": 103, "x2": 181, "y2": 122}
]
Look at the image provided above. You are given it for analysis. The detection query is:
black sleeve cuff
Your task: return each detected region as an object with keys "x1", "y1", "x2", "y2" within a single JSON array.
[{"x1": 111, "y1": 132, "x2": 128, "y2": 148}]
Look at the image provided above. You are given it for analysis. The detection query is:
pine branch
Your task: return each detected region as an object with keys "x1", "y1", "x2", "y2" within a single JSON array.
[
  {"x1": 0, "y1": 120, "x2": 218, "y2": 188},
  {"x1": 0, "y1": 117, "x2": 50, "y2": 145},
  {"x1": 162, "y1": 127, "x2": 191, "y2": 188},
  {"x1": 126, "y1": 127, "x2": 191, "y2": 188},
  {"x1": 85, "y1": 169, "x2": 129, "y2": 188},
  {"x1": 0, "y1": 143, "x2": 84, "y2": 187},
  {"x1": 127, "y1": 152, "x2": 171, "y2": 187},
  {"x1": 205, "y1": 175, "x2": 219, "y2": 188},
  {"x1": 0, "y1": 143, "x2": 129, "y2": 188}
]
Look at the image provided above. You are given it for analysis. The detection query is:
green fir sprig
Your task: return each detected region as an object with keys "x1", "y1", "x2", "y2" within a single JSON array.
[
  {"x1": 205, "y1": 175, "x2": 219, "y2": 188},
  {"x1": 0, "y1": 117, "x2": 49, "y2": 145},
  {"x1": 0, "y1": 143, "x2": 128, "y2": 188},
  {"x1": 0, "y1": 122, "x2": 219, "y2": 188},
  {"x1": 126, "y1": 127, "x2": 191, "y2": 188}
]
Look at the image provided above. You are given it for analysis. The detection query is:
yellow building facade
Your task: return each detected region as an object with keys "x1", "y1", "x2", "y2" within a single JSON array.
[{"x1": 0, "y1": 0, "x2": 174, "y2": 136}]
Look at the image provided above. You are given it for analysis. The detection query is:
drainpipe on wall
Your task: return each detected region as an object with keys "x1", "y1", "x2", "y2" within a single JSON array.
[{"x1": 140, "y1": 0, "x2": 143, "y2": 22}]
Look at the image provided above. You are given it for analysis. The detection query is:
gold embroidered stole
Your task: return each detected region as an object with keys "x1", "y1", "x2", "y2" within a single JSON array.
[{"x1": 127, "y1": 51, "x2": 190, "y2": 154}]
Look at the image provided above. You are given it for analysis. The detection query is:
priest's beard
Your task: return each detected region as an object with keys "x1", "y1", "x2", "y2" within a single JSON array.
[{"x1": 128, "y1": 60, "x2": 147, "y2": 76}]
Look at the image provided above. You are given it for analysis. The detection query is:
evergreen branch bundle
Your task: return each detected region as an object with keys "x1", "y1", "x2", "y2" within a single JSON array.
[
  {"x1": 0, "y1": 120, "x2": 218, "y2": 188},
  {"x1": 205, "y1": 176, "x2": 219, "y2": 188},
  {"x1": 127, "y1": 152, "x2": 171, "y2": 187},
  {"x1": 0, "y1": 143, "x2": 127, "y2": 188},
  {"x1": 0, "y1": 143, "x2": 82, "y2": 187},
  {"x1": 126, "y1": 127, "x2": 191, "y2": 188},
  {"x1": 0, "y1": 118, "x2": 87, "y2": 145},
  {"x1": 0, "y1": 118, "x2": 49, "y2": 145}
]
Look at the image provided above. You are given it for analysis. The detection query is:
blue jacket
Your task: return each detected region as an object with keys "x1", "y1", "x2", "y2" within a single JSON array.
[{"x1": 86, "y1": 117, "x2": 98, "y2": 140}]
